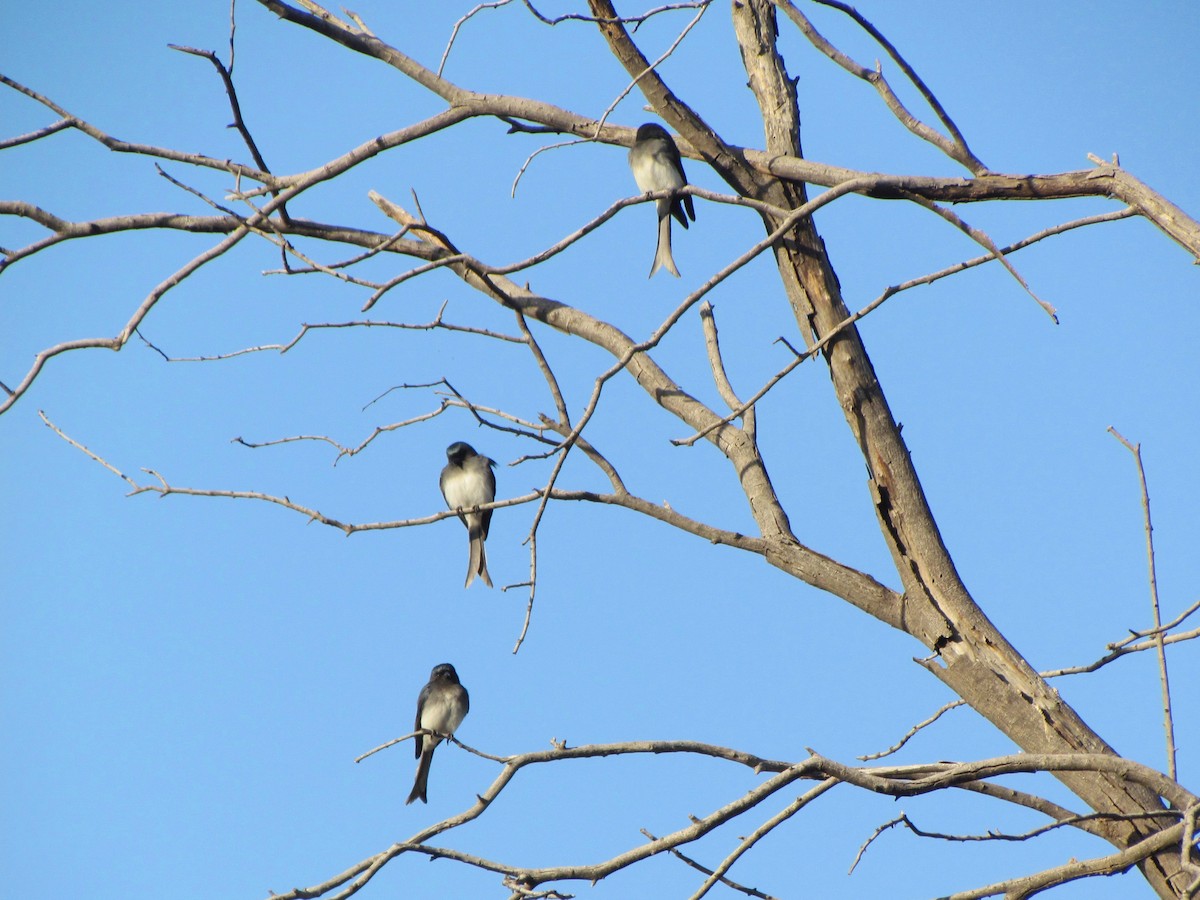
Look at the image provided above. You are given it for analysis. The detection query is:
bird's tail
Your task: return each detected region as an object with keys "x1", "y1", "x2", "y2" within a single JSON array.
[
  {"x1": 406, "y1": 748, "x2": 433, "y2": 805},
  {"x1": 465, "y1": 526, "x2": 493, "y2": 588},
  {"x1": 648, "y1": 213, "x2": 680, "y2": 278}
]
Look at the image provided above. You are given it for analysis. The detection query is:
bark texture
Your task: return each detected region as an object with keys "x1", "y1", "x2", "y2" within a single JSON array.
[{"x1": 588, "y1": 0, "x2": 1189, "y2": 894}]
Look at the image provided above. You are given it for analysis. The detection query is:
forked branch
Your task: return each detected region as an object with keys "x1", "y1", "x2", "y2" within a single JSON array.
[{"x1": 274, "y1": 742, "x2": 1196, "y2": 900}]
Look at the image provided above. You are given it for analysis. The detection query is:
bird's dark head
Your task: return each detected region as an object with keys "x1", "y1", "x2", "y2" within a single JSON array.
[
  {"x1": 430, "y1": 663, "x2": 460, "y2": 684},
  {"x1": 445, "y1": 441, "x2": 476, "y2": 464},
  {"x1": 635, "y1": 122, "x2": 670, "y2": 143}
]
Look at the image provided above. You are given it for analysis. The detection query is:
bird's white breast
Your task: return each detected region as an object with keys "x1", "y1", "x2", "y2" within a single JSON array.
[
  {"x1": 442, "y1": 467, "x2": 490, "y2": 509},
  {"x1": 421, "y1": 690, "x2": 468, "y2": 735},
  {"x1": 632, "y1": 151, "x2": 685, "y2": 194}
]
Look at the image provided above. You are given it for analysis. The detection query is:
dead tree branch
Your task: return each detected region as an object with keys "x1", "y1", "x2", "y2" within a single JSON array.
[
  {"x1": 1108, "y1": 427, "x2": 1177, "y2": 781},
  {"x1": 773, "y1": 0, "x2": 987, "y2": 173},
  {"x1": 270, "y1": 742, "x2": 1196, "y2": 900}
]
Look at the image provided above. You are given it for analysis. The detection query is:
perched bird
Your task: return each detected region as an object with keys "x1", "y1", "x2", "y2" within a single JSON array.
[
  {"x1": 406, "y1": 663, "x2": 470, "y2": 806},
  {"x1": 628, "y1": 122, "x2": 696, "y2": 278},
  {"x1": 440, "y1": 441, "x2": 497, "y2": 588}
]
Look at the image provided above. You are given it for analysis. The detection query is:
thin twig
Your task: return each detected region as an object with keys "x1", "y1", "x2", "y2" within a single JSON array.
[
  {"x1": 897, "y1": 189, "x2": 1058, "y2": 321},
  {"x1": 227, "y1": 0, "x2": 238, "y2": 74},
  {"x1": 858, "y1": 699, "x2": 965, "y2": 761},
  {"x1": 772, "y1": 0, "x2": 986, "y2": 173},
  {"x1": 869, "y1": 208, "x2": 1135, "y2": 304},
  {"x1": 871, "y1": 597, "x2": 1200, "y2": 759},
  {"x1": 261, "y1": 227, "x2": 413, "y2": 276},
  {"x1": 138, "y1": 314, "x2": 523, "y2": 364},
  {"x1": 1108, "y1": 427, "x2": 1176, "y2": 780},
  {"x1": 438, "y1": 1, "x2": 515, "y2": 78},
  {"x1": 673, "y1": 206, "x2": 1131, "y2": 446},
  {"x1": 167, "y1": 42, "x2": 288, "y2": 222},
  {"x1": 343, "y1": 8, "x2": 376, "y2": 37},
  {"x1": 0, "y1": 73, "x2": 276, "y2": 184},
  {"x1": 1041, "y1": 624, "x2": 1200, "y2": 679},
  {"x1": 354, "y1": 730, "x2": 421, "y2": 763},
  {"x1": 640, "y1": 828, "x2": 779, "y2": 900},
  {"x1": 38, "y1": 410, "x2": 139, "y2": 490},
  {"x1": 810, "y1": 0, "x2": 983, "y2": 171},
  {"x1": 510, "y1": 530, "x2": 537, "y2": 654},
  {"x1": 154, "y1": 164, "x2": 240, "y2": 217},
  {"x1": 536, "y1": 416, "x2": 626, "y2": 494},
  {"x1": 699, "y1": 301, "x2": 755, "y2": 440},
  {"x1": 509, "y1": 2, "x2": 710, "y2": 196},
  {"x1": 848, "y1": 814, "x2": 903, "y2": 874},
  {"x1": 515, "y1": 309, "x2": 569, "y2": 425},
  {"x1": 0, "y1": 117, "x2": 73, "y2": 150},
  {"x1": 1112, "y1": 596, "x2": 1200, "y2": 649},
  {"x1": 233, "y1": 403, "x2": 450, "y2": 464},
  {"x1": 850, "y1": 807, "x2": 1184, "y2": 881},
  {"x1": 688, "y1": 779, "x2": 839, "y2": 900},
  {"x1": 938, "y1": 823, "x2": 1186, "y2": 900},
  {"x1": 520, "y1": 0, "x2": 708, "y2": 26},
  {"x1": 42, "y1": 414, "x2": 542, "y2": 534}
]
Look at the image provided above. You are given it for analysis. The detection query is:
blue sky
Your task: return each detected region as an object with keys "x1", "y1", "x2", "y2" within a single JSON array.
[{"x1": 2, "y1": 2, "x2": 1198, "y2": 898}]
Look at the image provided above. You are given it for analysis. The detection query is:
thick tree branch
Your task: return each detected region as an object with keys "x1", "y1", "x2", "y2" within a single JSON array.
[
  {"x1": 746, "y1": 155, "x2": 1200, "y2": 260},
  {"x1": 722, "y1": 2, "x2": 1191, "y2": 894}
]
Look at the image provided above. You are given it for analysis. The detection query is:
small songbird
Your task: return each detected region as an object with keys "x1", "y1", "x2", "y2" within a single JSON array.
[
  {"x1": 406, "y1": 663, "x2": 470, "y2": 806},
  {"x1": 628, "y1": 122, "x2": 696, "y2": 278},
  {"x1": 439, "y1": 441, "x2": 497, "y2": 589}
]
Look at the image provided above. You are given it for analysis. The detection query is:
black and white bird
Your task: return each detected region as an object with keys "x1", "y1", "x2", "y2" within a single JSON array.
[
  {"x1": 406, "y1": 663, "x2": 470, "y2": 806},
  {"x1": 439, "y1": 441, "x2": 497, "y2": 589},
  {"x1": 628, "y1": 122, "x2": 696, "y2": 278}
]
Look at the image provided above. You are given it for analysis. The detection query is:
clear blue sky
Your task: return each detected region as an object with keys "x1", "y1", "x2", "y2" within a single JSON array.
[{"x1": 2, "y1": 2, "x2": 1197, "y2": 898}]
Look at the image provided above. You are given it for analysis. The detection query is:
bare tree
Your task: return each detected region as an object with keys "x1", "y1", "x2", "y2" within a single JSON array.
[{"x1": 3, "y1": 1, "x2": 1198, "y2": 898}]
